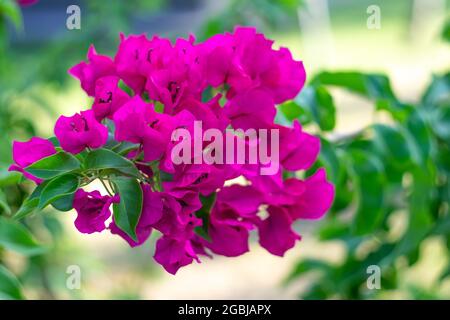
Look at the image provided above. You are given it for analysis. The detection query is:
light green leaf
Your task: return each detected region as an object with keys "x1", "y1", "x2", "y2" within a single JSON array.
[
  {"x1": 0, "y1": 0, "x2": 23, "y2": 30},
  {"x1": 0, "y1": 189, "x2": 11, "y2": 215},
  {"x1": 0, "y1": 265, "x2": 24, "y2": 300},
  {"x1": 0, "y1": 216, "x2": 47, "y2": 256},
  {"x1": 0, "y1": 169, "x2": 21, "y2": 188}
]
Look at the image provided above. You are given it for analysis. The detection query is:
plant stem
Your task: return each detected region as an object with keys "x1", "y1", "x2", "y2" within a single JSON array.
[{"x1": 99, "y1": 177, "x2": 113, "y2": 196}]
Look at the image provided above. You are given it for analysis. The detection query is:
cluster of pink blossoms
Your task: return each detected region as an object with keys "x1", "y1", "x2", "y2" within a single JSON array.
[{"x1": 11, "y1": 27, "x2": 334, "y2": 274}]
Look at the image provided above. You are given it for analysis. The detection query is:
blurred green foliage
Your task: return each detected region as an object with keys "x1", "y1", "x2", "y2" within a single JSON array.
[{"x1": 281, "y1": 68, "x2": 450, "y2": 299}]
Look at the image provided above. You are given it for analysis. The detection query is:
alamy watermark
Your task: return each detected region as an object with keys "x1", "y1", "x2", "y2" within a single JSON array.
[
  {"x1": 66, "y1": 5, "x2": 81, "y2": 30},
  {"x1": 170, "y1": 121, "x2": 280, "y2": 175},
  {"x1": 366, "y1": 265, "x2": 381, "y2": 290},
  {"x1": 66, "y1": 265, "x2": 81, "y2": 290},
  {"x1": 367, "y1": 5, "x2": 381, "y2": 30}
]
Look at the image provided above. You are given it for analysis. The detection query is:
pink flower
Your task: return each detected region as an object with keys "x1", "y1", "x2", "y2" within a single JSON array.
[
  {"x1": 69, "y1": 45, "x2": 116, "y2": 96},
  {"x1": 277, "y1": 120, "x2": 320, "y2": 171},
  {"x1": 113, "y1": 95, "x2": 167, "y2": 162},
  {"x1": 54, "y1": 110, "x2": 108, "y2": 154},
  {"x1": 163, "y1": 164, "x2": 235, "y2": 196},
  {"x1": 16, "y1": 0, "x2": 38, "y2": 7},
  {"x1": 166, "y1": 188, "x2": 202, "y2": 216},
  {"x1": 216, "y1": 184, "x2": 263, "y2": 217},
  {"x1": 73, "y1": 190, "x2": 119, "y2": 234},
  {"x1": 16, "y1": 27, "x2": 336, "y2": 275},
  {"x1": 204, "y1": 202, "x2": 253, "y2": 257},
  {"x1": 174, "y1": 94, "x2": 229, "y2": 131},
  {"x1": 153, "y1": 193, "x2": 201, "y2": 239},
  {"x1": 114, "y1": 34, "x2": 172, "y2": 94},
  {"x1": 91, "y1": 76, "x2": 130, "y2": 121},
  {"x1": 9, "y1": 137, "x2": 56, "y2": 184},
  {"x1": 154, "y1": 236, "x2": 199, "y2": 275},
  {"x1": 200, "y1": 33, "x2": 234, "y2": 86},
  {"x1": 224, "y1": 89, "x2": 276, "y2": 130},
  {"x1": 284, "y1": 168, "x2": 335, "y2": 220},
  {"x1": 226, "y1": 27, "x2": 306, "y2": 104},
  {"x1": 257, "y1": 206, "x2": 301, "y2": 257}
]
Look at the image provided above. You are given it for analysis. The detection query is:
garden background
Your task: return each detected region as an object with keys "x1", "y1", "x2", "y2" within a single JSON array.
[{"x1": 0, "y1": 0, "x2": 449, "y2": 299}]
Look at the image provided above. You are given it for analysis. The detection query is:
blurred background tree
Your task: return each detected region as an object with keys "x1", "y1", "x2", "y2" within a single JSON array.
[{"x1": 0, "y1": 0, "x2": 449, "y2": 299}]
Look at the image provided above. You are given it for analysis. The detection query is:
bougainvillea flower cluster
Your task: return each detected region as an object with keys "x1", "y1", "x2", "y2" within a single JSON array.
[{"x1": 11, "y1": 27, "x2": 334, "y2": 274}]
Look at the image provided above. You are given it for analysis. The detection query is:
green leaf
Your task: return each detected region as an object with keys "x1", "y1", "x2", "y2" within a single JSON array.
[
  {"x1": 443, "y1": 18, "x2": 450, "y2": 42},
  {"x1": 431, "y1": 105, "x2": 450, "y2": 143},
  {"x1": 317, "y1": 138, "x2": 340, "y2": 183},
  {"x1": 284, "y1": 259, "x2": 331, "y2": 284},
  {"x1": 348, "y1": 149, "x2": 385, "y2": 235},
  {"x1": 421, "y1": 73, "x2": 450, "y2": 107},
  {"x1": 0, "y1": 0, "x2": 22, "y2": 30},
  {"x1": 313, "y1": 71, "x2": 394, "y2": 99},
  {"x1": 403, "y1": 109, "x2": 434, "y2": 165},
  {"x1": 389, "y1": 168, "x2": 433, "y2": 261},
  {"x1": 51, "y1": 193, "x2": 75, "y2": 212},
  {"x1": 38, "y1": 174, "x2": 79, "y2": 209},
  {"x1": 194, "y1": 193, "x2": 217, "y2": 242},
  {"x1": 295, "y1": 85, "x2": 336, "y2": 131},
  {"x1": 278, "y1": 100, "x2": 312, "y2": 125},
  {"x1": 85, "y1": 148, "x2": 139, "y2": 177},
  {"x1": 0, "y1": 265, "x2": 24, "y2": 300},
  {"x1": 0, "y1": 216, "x2": 47, "y2": 255},
  {"x1": 0, "y1": 189, "x2": 11, "y2": 215},
  {"x1": 25, "y1": 152, "x2": 81, "y2": 180},
  {"x1": 373, "y1": 124, "x2": 411, "y2": 170},
  {"x1": 440, "y1": 265, "x2": 450, "y2": 281},
  {"x1": 13, "y1": 182, "x2": 47, "y2": 220},
  {"x1": 111, "y1": 176, "x2": 143, "y2": 241},
  {"x1": 112, "y1": 142, "x2": 140, "y2": 156},
  {"x1": 0, "y1": 169, "x2": 21, "y2": 187},
  {"x1": 313, "y1": 71, "x2": 410, "y2": 121}
]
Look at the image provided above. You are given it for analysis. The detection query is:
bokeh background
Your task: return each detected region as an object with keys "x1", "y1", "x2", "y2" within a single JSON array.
[{"x1": 0, "y1": 0, "x2": 449, "y2": 299}]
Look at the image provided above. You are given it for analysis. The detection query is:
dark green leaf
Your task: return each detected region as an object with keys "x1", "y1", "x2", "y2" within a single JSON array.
[
  {"x1": 373, "y1": 124, "x2": 411, "y2": 170},
  {"x1": 194, "y1": 193, "x2": 217, "y2": 242},
  {"x1": 85, "y1": 148, "x2": 139, "y2": 177},
  {"x1": 317, "y1": 138, "x2": 340, "y2": 183},
  {"x1": 422, "y1": 73, "x2": 450, "y2": 107},
  {"x1": 431, "y1": 105, "x2": 450, "y2": 142},
  {"x1": 38, "y1": 174, "x2": 79, "y2": 209},
  {"x1": 25, "y1": 152, "x2": 81, "y2": 180},
  {"x1": 348, "y1": 150, "x2": 385, "y2": 235},
  {"x1": 403, "y1": 109, "x2": 434, "y2": 166},
  {"x1": 296, "y1": 85, "x2": 336, "y2": 131},
  {"x1": 111, "y1": 176, "x2": 143, "y2": 241},
  {"x1": 51, "y1": 193, "x2": 76, "y2": 212},
  {"x1": 13, "y1": 182, "x2": 47, "y2": 220}
]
